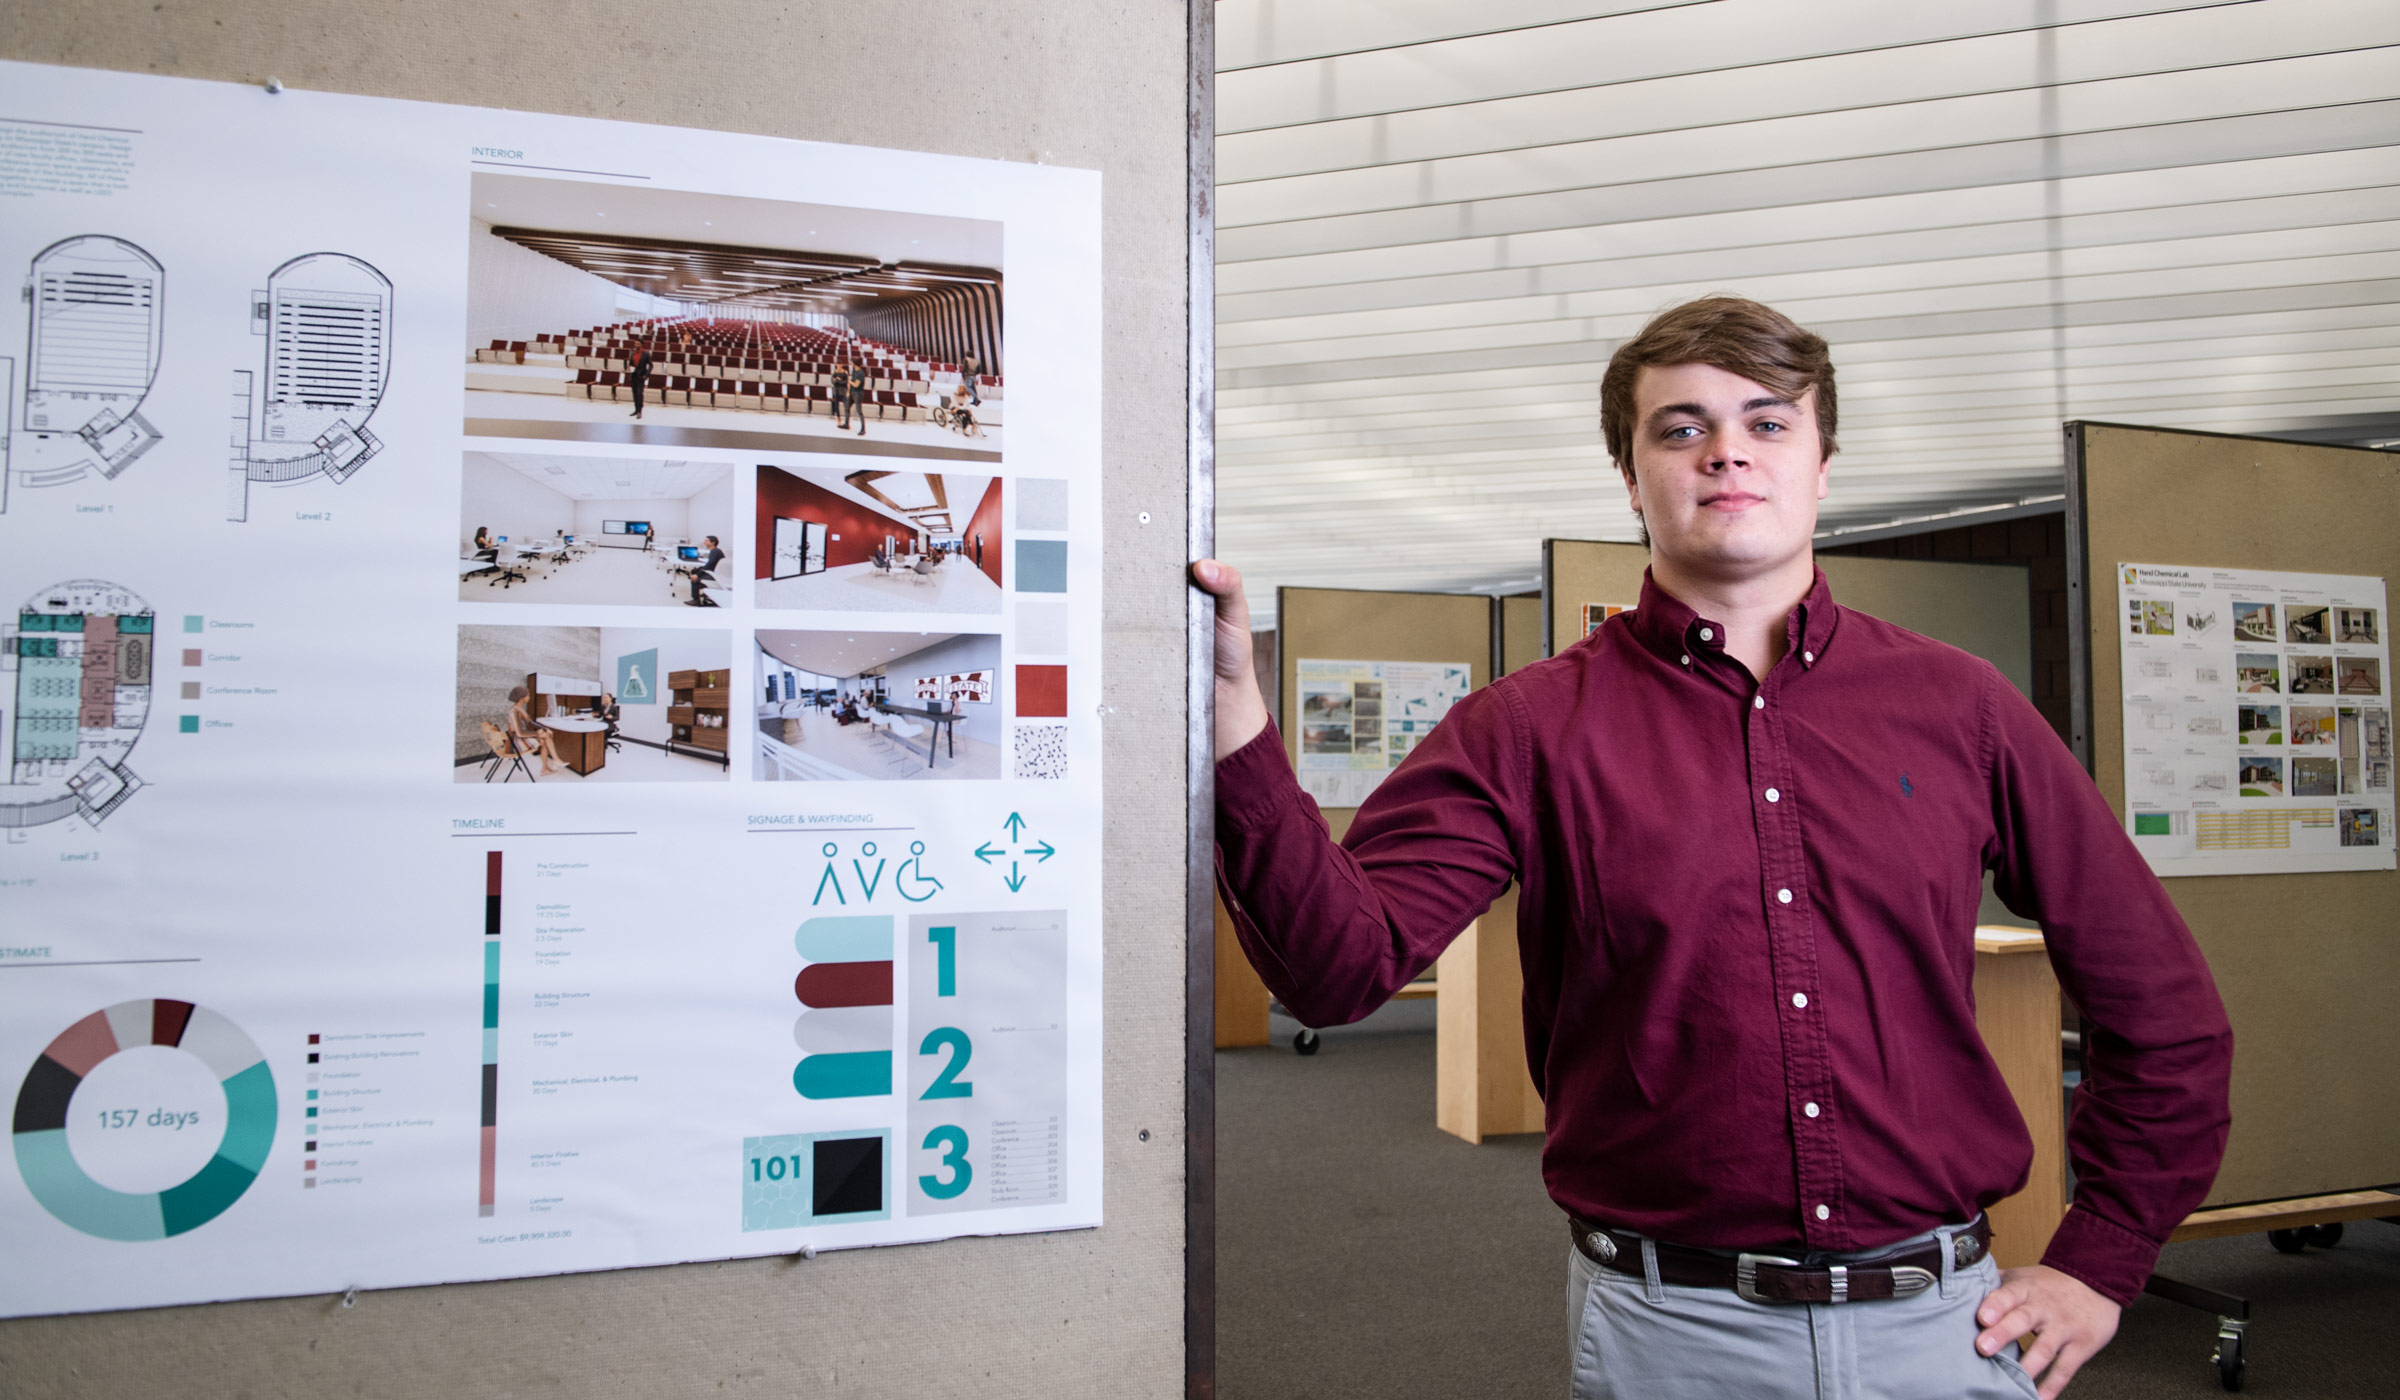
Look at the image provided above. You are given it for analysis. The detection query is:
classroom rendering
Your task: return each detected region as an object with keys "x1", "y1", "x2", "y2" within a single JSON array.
[
  {"x1": 755, "y1": 465, "x2": 1003, "y2": 614},
  {"x1": 754, "y1": 628, "x2": 1001, "y2": 781},
  {"x1": 458, "y1": 453, "x2": 733, "y2": 606}
]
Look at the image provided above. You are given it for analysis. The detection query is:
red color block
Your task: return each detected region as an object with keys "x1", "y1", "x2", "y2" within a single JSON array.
[
  {"x1": 794, "y1": 960, "x2": 893, "y2": 1008},
  {"x1": 152, "y1": 998, "x2": 195, "y2": 1048},
  {"x1": 1016, "y1": 665, "x2": 1068, "y2": 717}
]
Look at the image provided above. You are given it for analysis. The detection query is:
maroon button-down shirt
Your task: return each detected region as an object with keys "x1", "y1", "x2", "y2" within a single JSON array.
[{"x1": 1215, "y1": 569, "x2": 2231, "y2": 1305}]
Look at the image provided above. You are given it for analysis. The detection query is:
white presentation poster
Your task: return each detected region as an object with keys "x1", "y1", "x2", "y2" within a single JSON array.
[
  {"x1": 1293, "y1": 658, "x2": 1471, "y2": 808},
  {"x1": 0, "y1": 60, "x2": 1104, "y2": 1317},
  {"x1": 2118, "y1": 563, "x2": 2392, "y2": 877}
]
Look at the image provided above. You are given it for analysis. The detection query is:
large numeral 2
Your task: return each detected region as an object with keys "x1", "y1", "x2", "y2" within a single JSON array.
[{"x1": 919, "y1": 1026, "x2": 974, "y2": 1099}]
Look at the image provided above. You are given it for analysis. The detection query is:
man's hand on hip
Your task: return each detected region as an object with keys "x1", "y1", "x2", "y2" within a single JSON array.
[
  {"x1": 1977, "y1": 1264, "x2": 2120, "y2": 1399},
  {"x1": 1192, "y1": 560, "x2": 1271, "y2": 759}
]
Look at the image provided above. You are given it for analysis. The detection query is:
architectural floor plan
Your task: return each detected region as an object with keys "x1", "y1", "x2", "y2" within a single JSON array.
[
  {"x1": 227, "y1": 252, "x2": 392, "y2": 521},
  {"x1": 2, "y1": 579, "x2": 153, "y2": 830},
  {"x1": 3, "y1": 236, "x2": 166, "y2": 514}
]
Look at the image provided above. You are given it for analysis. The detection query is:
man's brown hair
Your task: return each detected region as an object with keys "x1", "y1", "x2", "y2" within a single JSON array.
[{"x1": 1599, "y1": 296, "x2": 1839, "y2": 479}]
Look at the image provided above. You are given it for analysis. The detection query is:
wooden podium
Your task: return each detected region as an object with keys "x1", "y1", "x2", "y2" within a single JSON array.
[{"x1": 1973, "y1": 927, "x2": 2067, "y2": 1269}]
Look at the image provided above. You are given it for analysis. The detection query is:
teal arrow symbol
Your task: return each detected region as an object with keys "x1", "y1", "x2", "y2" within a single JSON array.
[
  {"x1": 1004, "y1": 811, "x2": 1027, "y2": 841},
  {"x1": 1004, "y1": 861, "x2": 1027, "y2": 893},
  {"x1": 974, "y1": 842, "x2": 1004, "y2": 864},
  {"x1": 1026, "y1": 840, "x2": 1056, "y2": 862}
]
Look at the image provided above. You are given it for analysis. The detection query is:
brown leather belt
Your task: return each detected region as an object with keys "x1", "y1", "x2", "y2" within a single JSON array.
[{"x1": 1569, "y1": 1214, "x2": 1989, "y2": 1305}]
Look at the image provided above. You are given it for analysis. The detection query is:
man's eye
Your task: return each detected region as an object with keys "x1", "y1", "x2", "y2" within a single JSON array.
[
  {"x1": 1753, "y1": 420, "x2": 1786, "y2": 434},
  {"x1": 1663, "y1": 424, "x2": 1701, "y2": 440}
]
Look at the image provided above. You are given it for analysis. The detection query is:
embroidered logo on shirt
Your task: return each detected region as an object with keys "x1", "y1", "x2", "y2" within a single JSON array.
[{"x1": 1899, "y1": 772, "x2": 1916, "y2": 797}]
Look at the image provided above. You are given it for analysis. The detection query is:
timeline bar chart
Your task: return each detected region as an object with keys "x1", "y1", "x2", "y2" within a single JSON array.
[{"x1": 480, "y1": 852, "x2": 500, "y2": 1217}]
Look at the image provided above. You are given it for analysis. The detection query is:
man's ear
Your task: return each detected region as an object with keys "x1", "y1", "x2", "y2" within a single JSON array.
[{"x1": 1619, "y1": 460, "x2": 1642, "y2": 515}]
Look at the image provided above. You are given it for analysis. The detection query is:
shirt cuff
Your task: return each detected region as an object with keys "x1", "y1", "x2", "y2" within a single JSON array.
[
  {"x1": 1215, "y1": 720, "x2": 1300, "y2": 830},
  {"x1": 2038, "y1": 1206, "x2": 2163, "y2": 1308}
]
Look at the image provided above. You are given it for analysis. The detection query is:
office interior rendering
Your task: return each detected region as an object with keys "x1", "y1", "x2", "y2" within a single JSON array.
[
  {"x1": 754, "y1": 629, "x2": 1000, "y2": 781},
  {"x1": 754, "y1": 465, "x2": 1002, "y2": 614},
  {"x1": 460, "y1": 453, "x2": 733, "y2": 606},
  {"x1": 465, "y1": 173, "x2": 1003, "y2": 454},
  {"x1": 454, "y1": 624, "x2": 731, "y2": 782}
]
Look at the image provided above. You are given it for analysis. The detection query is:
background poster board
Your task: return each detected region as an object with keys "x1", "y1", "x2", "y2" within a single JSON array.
[
  {"x1": 2071, "y1": 422, "x2": 2400, "y2": 1207},
  {"x1": 1276, "y1": 589, "x2": 1492, "y2": 821},
  {"x1": 0, "y1": 57, "x2": 1105, "y2": 1319},
  {"x1": 2116, "y1": 562, "x2": 2393, "y2": 876},
  {"x1": 1292, "y1": 658, "x2": 1471, "y2": 808}
]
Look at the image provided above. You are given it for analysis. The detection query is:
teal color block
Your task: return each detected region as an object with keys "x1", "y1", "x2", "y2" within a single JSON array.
[
  {"x1": 183, "y1": 615, "x2": 204, "y2": 633},
  {"x1": 179, "y1": 715, "x2": 199, "y2": 733},
  {"x1": 483, "y1": 982, "x2": 499, "y2": 1028},
  {"x1": 742, "y1": 1132, "x2": 807, "y2": 1231},
  {"x1": 794, "y1": 916, "x2": 892, "y2": 963},
  {"x1": 1014, "y1": 539, "x2": 1068, "y2": 593},
  {"x1": 160, "y1": 1156, "x2": 259, "y2": 1236},
  {"x1": 304, "y1": 1106, "x2": 316, "y2": 1118},
  {"x1": 482, "y1": 1027, "x2": 499, "y2": 1063},
  {"x1": 217, "y1": 1062, "x2": 278, "y2": 1173},
  {"x1": 485, "y1": 942, "x2": 500, "y2": 978},
  {"x1": 11, "y1": 1130, "x2": 166, "y2": 1241},
  {"x1": 118, "y1": 614, "x2": 153, "y2": 634},
  {"x1": 791, "y1": 1050, "x2": 892, "y2": 1100}
]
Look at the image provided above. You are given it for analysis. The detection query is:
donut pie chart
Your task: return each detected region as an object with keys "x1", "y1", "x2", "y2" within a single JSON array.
[{"x1": 12, "y1": 999, "x2": 277, "y2": 1240}]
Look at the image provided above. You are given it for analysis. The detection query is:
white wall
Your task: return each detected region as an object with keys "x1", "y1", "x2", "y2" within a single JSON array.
[
  {"x1": 573, "y1": 498, "x2": 691, "y2": 547},
  {"x1": 600, "y1": 627, "x2": 733, "y2": 747},
  {"x1": 459, "y1": 456, "x2": 574, "y2": 551},
  {"x1": 688, "y1": 472, "x2": 735, "y2": 549},
  {"x1": 883, "y1": 632, "x2": 1002, "y2": 744},
  {"x1": 467, "y1": 220, "x2": 629, "y2": 350}
]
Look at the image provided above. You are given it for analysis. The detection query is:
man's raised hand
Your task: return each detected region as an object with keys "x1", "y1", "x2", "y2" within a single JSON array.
[{"x1": 1192, "y1": 559, "x2": 1271, "y2": 758}]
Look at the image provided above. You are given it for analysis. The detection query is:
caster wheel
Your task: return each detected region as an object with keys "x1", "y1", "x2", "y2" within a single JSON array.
[
  {"x1": 2267, "y1": 1228, "x2": 2306, "y2": 1254},
  {"x1": 2303, "y1": 1222, "x2": 2343, "y2": 1248},
  {"x1": 2215, "y1": 1330, "x2": 2245, "y2": 1391},
  {"x1": 1293, "y1": 1029, "x2": 1320, "y2": 1056}
]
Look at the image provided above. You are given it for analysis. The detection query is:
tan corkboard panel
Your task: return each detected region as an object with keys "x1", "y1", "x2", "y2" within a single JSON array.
[
  {"x1": 2078, "y1": 422, "x2": 2400, "y2": 1207},
  {"x1": 1278, "y1": 588, "x2": 1492, "y2": 814},
  {"x1": 1500, "y1": 596, "x2": 1543, "y2": 677},
  {"x1": 1545, "y1": 540, "x2": 2032, "y2": 693},
  {"x1": 0, "y1": 4, "x2": 1193, "y2": 1397}
]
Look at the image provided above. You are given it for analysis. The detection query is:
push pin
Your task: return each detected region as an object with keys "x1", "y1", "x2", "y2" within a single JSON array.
[
  {"x1": 340, "y1": 1287, "x2": 357, "y2": 1308},
  {"x1": 265, "y1": 77, "x2": 286, "y2": 95}
]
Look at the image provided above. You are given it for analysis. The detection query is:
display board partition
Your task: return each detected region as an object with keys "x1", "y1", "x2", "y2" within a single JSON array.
[
  {"x1": 1544, "y1": 539, "x2": 2033, "y2": 694},
  {"x1": 2068, "y1": 422, "x2": 2400, "y2": 1208}
]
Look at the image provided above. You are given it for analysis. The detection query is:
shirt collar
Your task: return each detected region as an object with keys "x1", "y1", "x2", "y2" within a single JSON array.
[{"x1": 1627, "y1": 566, "x2": 1841, "y2": 673}]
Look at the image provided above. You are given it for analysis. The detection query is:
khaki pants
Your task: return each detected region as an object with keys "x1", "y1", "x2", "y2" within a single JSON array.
[{"x1": 1567, "y1": 1223, "x2": 2040, "y2": 1400}]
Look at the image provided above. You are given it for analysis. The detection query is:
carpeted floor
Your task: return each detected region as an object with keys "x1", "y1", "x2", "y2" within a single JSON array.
[{"x1": 1217, "y1": 1005, "x2": 2400, "y2": 1399}]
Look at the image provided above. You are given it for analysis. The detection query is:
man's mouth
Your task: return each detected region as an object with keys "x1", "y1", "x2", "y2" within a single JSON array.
[{"x1": 1699, "y1": 492, "x2": 1765, "y2": 510}]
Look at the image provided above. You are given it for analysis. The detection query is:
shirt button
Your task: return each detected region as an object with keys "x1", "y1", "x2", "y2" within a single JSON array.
[
  {"x1": 1698, "y1": 627, "x2": 1714, "y2": 641},
  {"x1": 1815, "y1": 1204, "x2": 1831, "y2": 1221},
  {"x1": 1792, "y1": 992, "x2": 1809, "y2": 1008},
  {"x1": 1753, "y1": 695, "x2": 1765, "y2": 710},
  {"x1": 1765, "y1": 788, "x2": 1780, "y2": 803},
  {"x1": 1680, "y1": 654, "x2": 1690, "y2": 666},
  {"x1": 1804, "y1": 1102, "x2": 1820, "y2": 1118},
  {"x1": 1776, "y1": 888, "x2": 1792, "y2": 904},
  {"x1": 1803, "y1": 651, "x2": 1815, "y2": 663}
]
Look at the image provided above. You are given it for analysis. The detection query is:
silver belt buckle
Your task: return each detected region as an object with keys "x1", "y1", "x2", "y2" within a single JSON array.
[{"x1": 1735, "y1": 1252, "x2": 1800, "y2": 1304}]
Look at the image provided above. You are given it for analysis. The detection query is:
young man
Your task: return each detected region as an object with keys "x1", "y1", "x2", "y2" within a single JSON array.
[{"x1": 1193, "y1": 297, "x2": 2231, "y2": 1400}]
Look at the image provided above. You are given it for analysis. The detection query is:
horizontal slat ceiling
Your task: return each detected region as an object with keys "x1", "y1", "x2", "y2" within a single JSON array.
[{"x1": 1215, "y1": 0, "x2": 2400, "y2": 619}]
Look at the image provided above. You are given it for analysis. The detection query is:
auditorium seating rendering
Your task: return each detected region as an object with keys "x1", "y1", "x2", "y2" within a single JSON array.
[{"x1": 465, "y1": 173, "x2": 1003, "y2": 456}]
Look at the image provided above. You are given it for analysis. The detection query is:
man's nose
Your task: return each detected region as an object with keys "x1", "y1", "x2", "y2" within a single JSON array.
[{"x1": 1705, "y1": 429, "x2": 1749, "y2": 470}]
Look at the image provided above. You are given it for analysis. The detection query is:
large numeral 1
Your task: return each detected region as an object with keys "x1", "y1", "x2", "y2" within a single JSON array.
[
  {"x1": 928, "y1": 924, "x2": 956, "y2": 996},
  {"x1": 919, "y1": 1124, "x2": 972, "y2": 1200}
]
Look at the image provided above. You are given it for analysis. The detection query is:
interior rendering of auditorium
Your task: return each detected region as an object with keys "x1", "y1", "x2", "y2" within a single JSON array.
[{"x1": 465, "y1": 173, "x2": 1004, "y2": 455}]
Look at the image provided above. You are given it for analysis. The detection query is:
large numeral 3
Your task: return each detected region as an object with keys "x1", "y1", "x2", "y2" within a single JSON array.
[{"x1": 919, "y1": 1124, "x2": 972, "y2": 1200}]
